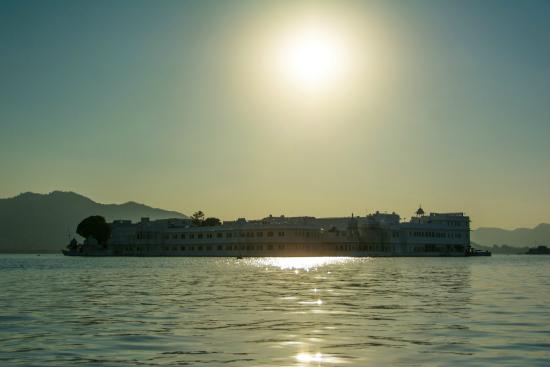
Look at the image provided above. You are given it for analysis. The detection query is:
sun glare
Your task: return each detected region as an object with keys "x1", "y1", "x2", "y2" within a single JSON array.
[
  {"x1": 252, "y1": 257, "x2": 352, "y2": 271},
  {"x1": 276, "y1": 25, "x2": 351, "y2": 91},
  {"x1": 296, "y1": 352, "x2": 324, "y2": 363}
]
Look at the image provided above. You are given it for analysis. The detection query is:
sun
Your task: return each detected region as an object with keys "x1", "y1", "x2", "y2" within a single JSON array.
[{"x1": 276, "y1": 25, "x2": 350, "y2": 91}]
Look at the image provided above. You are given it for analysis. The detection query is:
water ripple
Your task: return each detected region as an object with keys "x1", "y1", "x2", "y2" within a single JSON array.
[{"x1": 0, "y1": 255, "x2": 549, "y2": 366}]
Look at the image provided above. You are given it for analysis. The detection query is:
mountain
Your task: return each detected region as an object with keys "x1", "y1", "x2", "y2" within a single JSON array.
[
  {"x1": 471, "y1": 224, "x2": 550, "y2": 247},
  {"x1": 0, "y1": 191, "x2": 187, "y2": 253}
]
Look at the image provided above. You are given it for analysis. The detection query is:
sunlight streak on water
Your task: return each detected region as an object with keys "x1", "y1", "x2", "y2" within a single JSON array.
[
  {"x1": 298, "y1": 299, "x2": 323, "y2": 305},
  {"x1": 295, "y1": 352, "x2": 347, "y2": 365},
  {"x1": 250, "y1": 256, "x2": 356, "y2": 270},
  {"x1": 296, "y1": 352, "x2": 324, "y2": 363}
]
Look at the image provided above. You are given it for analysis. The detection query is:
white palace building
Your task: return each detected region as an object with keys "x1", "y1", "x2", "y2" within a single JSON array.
[{"x1": 64, "y1": 207, "x2": 473, "y2": 257}]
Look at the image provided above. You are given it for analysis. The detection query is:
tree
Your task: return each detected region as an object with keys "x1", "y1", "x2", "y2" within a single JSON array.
[
  {"x1": 191, "y1": 211, "x2": 205, "y2": 226},
  {"x1": 76, "y1": 215, "x2": 111, "y2": 244},
  {"x1": 191, "y1": 211, "x2": 221, "y2": 227},
  {"x1": 67, "y1": 238, "x2": 78, "y2": 250},
  {"x1": 202, "y1": 217, "x2": 221, "y2": 227}
]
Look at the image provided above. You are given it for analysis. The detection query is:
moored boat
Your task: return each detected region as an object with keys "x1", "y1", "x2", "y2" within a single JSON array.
[{"x1": 466, "y1": 248, "x2": 492, "y2": 256}]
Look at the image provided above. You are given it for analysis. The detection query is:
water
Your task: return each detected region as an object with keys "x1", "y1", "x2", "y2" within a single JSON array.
[{"x1": 1, "y1": 255, "x2": 549, "y2": 366}]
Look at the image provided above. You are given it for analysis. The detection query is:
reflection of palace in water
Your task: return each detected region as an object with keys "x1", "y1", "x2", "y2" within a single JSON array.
[{"x1": 66, "y1": 207, "x2": 472, "y2": 257}]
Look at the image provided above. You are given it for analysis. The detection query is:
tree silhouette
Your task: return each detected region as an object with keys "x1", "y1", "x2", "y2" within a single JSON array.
[
  {"x1": 67, "y1": 238, "x2": 78, "y2": 250},
  {"x1": 191, "y1": 211, "x2": 205, "y2": 226},
  {"x1": 202, "y1": 217, "x2": 221, "y2": 227},
  {"x1": 76, "y1": 215, "x2": 111, "y2": 244},
  {"x1": 191, "y1": 211, "x2": 221, "y2": 227}
]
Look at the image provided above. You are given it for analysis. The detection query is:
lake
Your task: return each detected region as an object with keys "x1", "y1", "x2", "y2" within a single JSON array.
[{"x1": 1, "y1": 255, "x2": 549, "y2": 366}]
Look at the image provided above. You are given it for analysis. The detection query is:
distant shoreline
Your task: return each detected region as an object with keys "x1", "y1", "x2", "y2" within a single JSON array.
[{"x1": 0, "y1": 251, "x2": 60, "y2": 254}]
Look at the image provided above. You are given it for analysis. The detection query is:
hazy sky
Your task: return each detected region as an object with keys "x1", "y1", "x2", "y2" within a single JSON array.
[{"x1": 1, "y1": 0, "x2": 549, "y2": 229}]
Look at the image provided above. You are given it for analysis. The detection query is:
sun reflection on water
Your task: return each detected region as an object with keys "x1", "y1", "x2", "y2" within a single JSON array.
[
  {"x1": 247, "y1": 257, "x2": 354, "y2": 366},
  {"x1": 298, "y1": 299, "x2": 323, "y2": 305},
  {"x1": 295, "y1": 352, "x2": 346, "y2": 365},
  {"x1": 296, "y1": 352, "x2": 324, "y2": 363},
  {"x1": 251, "y1": 257, "x2": 353, "y2": 271}
]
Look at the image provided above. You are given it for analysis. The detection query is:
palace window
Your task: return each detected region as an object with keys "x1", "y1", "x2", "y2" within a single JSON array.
[
  {"x1": 267, "y1": 231, "x2": 274, "y2": 237},
  {"x1": 217, "y1": 233, "x2": 223, "y2": 238}
]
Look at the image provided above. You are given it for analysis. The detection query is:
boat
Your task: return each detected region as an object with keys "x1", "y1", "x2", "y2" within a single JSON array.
[
  {"x1": 468, "y1": 249, "x2": 492, "y2": 256},
  {"x1": 63, "y1": 207, "x2": 476, "y2": 257}
]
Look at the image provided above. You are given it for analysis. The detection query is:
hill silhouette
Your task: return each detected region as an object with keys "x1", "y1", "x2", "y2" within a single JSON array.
[
  {"x1": 471, "y1": 224, "x2": 550, "y2": 247},
  {"x1": 0, "y1": 191, "x2": 186, "y2": 253}
]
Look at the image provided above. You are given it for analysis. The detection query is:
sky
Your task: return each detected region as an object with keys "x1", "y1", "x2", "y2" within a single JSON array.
[{"x1": 1, "y1": 0, "x2": 549, "y2": 229}]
